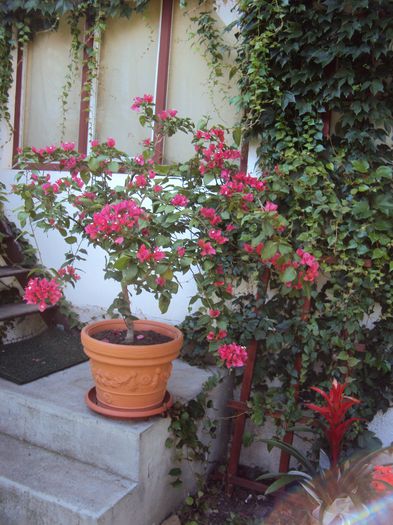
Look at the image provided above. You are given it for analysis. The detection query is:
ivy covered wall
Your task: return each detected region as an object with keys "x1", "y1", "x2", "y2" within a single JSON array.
[{"x1": 234, "y1": 0, "x2": 393, "y2": 426}]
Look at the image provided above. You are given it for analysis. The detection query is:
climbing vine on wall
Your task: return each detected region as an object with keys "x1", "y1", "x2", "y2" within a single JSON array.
[{"x1": 233, "y1": 0, "x2": 393, "y2": 426}]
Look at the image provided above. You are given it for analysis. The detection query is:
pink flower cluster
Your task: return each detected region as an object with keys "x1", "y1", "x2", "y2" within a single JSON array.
[
  {"x1": 218, "y1": 343, "x2": 248, "y2": 368},
  {"x1": 295, "y1": 248, "x2": 320, "y2": 285},
  {"x1": 199, "y1": 207, "x2": 222, "y2": 225},
  {"x1": 171, "y1": 194, "x2": 189, "y2": 206},
  {"x1": 197, "y1": 239, "x2": 216, "y2": 256},
  {"x1": 157, "y1": 109, "x2": 177, "y2": 120},
  {"x1": 208, "y1": 229, "x2": 228, "y2": 244},
  {"x1": 207, "y1": 329, "x2": 227, "y2": 341},
  {"x1": 136, "y1": 245, "x2": 166, "y2": 263},
  {"x1": 219, "y1": 171, "x2": 267, "y2": 199},
  {"x1": 130, "y1": 94, "x2": 154, "y2": 111},
  {"x1": 85, "y1": 200, "x2": 145, "y2": 241},
  {"x1": 195, "y1": 128, "x2": 241, "y2": 174},
  {"x1": 24, "y1": 277, "x2": 63, "y2": 312},
  {"x1": 57, "y1": 266, "x2": 80, "y2": 282}
]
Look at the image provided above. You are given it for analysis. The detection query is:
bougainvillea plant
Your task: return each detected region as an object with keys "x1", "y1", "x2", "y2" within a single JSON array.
[{"x1": 14, "y1": 96, "x2": 319, "y2": 354}]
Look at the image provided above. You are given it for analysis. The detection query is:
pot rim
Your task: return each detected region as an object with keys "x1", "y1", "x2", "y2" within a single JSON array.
[{"x1": 81, "y1": 318, "x2": 183, "y2": 357}]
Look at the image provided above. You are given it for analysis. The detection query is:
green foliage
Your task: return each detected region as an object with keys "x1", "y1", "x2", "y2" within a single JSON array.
[
  {"x1": 231, "y1": 0, "x2": 393, "y2": 432},
  {"x1": 167, "y1": 374, "x2": 219, "y2": 484}
]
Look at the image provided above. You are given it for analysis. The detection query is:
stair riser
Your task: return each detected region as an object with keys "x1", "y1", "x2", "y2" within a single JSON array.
[
  {"x1": 0, "y1": 392, "x2": 141, "y2": 480},
  {"x1": 0, "y1": 478, "x2": 141, "y2": 525}
]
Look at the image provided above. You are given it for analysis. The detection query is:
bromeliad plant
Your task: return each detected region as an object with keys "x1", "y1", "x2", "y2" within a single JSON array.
[
  {"x1": 260, "y1": 380, "x2": 393, "y2": 524},
  {"x1": 14, "y1": 95, "x2": 319, "y2": 356}
]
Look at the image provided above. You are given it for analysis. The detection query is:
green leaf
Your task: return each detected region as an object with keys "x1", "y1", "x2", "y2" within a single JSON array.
[
  {"x1": 260, "y1": 439, "x2": 315, "y2": 474},
  {"x1": 114, "y1": 256, "x2": 130, "y2": 270},
  {"x1": 281, "y1": 266, "x2": 297, "y2": 282},
  {"x1": 122, "y1": 264, "x2": 138, "y2": 283},
  {"x1": 373, "y1": 194, "x2": 393, "y2": 217},
  {"x1": 264, "y1": 474, "x2": 306, "y2": 495},
  {"x1": 159, "y1": 294, "x2": 170, "y2": 313},
  {"x1": 351, "y1": 160, "x2": 369, "y2": 174},
  {"x1": 88, "y1": 157, "x2": 100, "y2": 171},
  {"x1": 107, "y1": 161, "x2": 119, "y2": 173},
  {"x1": 203, "y1": 173, "x2": 216, "y2": 185},
  {"x1": 65, "y1": 236, "x2": 77, "y2": 244},
  {"x1": 232, "y1": 126, "x2": 242, "y2": 147},
  {"x1": 260, "y1": 241, "x2": 277, "y2": 259}
]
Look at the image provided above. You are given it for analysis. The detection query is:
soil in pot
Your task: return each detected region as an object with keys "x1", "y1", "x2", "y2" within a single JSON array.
[{"x1": 92, "y1": 329, "x2": 173, "y2": 345}]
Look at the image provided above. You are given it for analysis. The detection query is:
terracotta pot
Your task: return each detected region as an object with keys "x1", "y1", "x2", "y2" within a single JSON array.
[{"x1": 81, "y1": 319, "x2": 183, "y2": 410}]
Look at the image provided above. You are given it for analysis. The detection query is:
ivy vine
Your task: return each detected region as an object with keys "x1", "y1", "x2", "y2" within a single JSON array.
[{"x1": 234, "y1": 0, "x2": 393, "y2": 427}]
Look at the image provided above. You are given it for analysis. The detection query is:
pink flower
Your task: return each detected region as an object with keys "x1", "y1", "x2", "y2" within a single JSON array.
[
  {"x1": 24, "y1": 277, "x2": 63, "y2": 312},
  {"x1": 157, "y1": 109, "x2": 177, "y2": 120},
  {"x1": 61, "y1": 142, "x2": 75, "y2": 151},
  {"x1": 209, "y1": 309, "x2": 220, "y2": 318},
  {"x1": 156, "y1": 276, "x2": 166, "y2": 286},
  {"x1": 152, "y1": 247, "x2": 165, "y2": 262},
  {"x1": 131, "y1": 94, "x2": 154, "y2": 111},
  {"x1": 177, "y1": 246, "x2": 186, "y2": 257},
  {"x1": 243, "y1": 243, "x2": 254, "y2": 253},
  {"x1": 45, "y1": 145, "x2": 56, "y2": 154},
  {"x1": 84, "y1": 200, "x2": 145, "y2": 241},
  {"x1": 218, "y1": 343, "x2": 248, "y2": 368},
  {"x1": 137, "y1": 244, "x2": 151, "y2": 263},
  {"x1": 242, "y1": 193, "x2": 254, "y2": 202},
  {"x1": 208, "y1": 229, "x2": 228, "y2": 244},
  {"x1": 107, "y1": 137, "x2": 116, "y2": 148},
  {"x1": 171, "y1": 194, "x2": 189, "y2": 207},
  {"x1": 135, "y1": 175, "x2": 147, "y2": 187},
  {"x1": 207, "y1": 331, "x2": 215, "y2": 341},
  {"x1": 114, "y1": 237, "x2": 124, "y2": 245},
  {"x1": 91, "y1": 139, "x2": 99, "y2": 148},
  {"x1": 143, "y1": 138, "x2": 152, "y2": 147},
  {"x1": 153, "y1": 185, "x2": 163, "y2": 193},
  {"x1": 57, "y1": 266, "x2": 80, "y2": 282},
  {"x1": 197, "y1": 239, "x2": 216, "y2": 256},
  {"x1": 264, "y1": 201, "x2": 278, "y2": 212}
]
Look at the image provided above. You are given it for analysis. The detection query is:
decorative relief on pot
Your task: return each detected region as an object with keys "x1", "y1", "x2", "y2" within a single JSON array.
[
  {"x1": 99, "y1": 391, "x2": 113, "y2": 405},
  {"x1": 91, "y1": 364, "x2": 171, "y2": 392},
  {"x1": 91, "y1": 365, "x2": 138, "y2": 391}
]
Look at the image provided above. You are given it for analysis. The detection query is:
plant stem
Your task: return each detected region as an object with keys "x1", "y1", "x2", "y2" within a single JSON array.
[{"x1": 121, "y1": 281, "x2": 134, "y2": 343}]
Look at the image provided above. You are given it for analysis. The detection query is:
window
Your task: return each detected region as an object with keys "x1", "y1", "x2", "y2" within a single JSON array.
[{"x1": 12, "y1": 0, "x2": 239, "y2": 166}]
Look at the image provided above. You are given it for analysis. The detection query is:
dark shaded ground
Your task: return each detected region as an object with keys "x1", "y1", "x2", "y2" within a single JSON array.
[
  {"x1": 0, "y1": 327, "x2": 87, "y2": 384},
  {"x1": 93, "y1": 329, "x2": 172, "y2": 345},
  {"x1": 177, "y1": 477, "x2": 272, "y2": 525}
]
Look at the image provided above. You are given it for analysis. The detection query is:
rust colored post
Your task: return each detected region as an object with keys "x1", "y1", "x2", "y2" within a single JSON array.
[
  {"x1": 12, "y1": 44, "x2": 24, "y2": 165},
  {"x1": 153, "y1": 0, "x2": 174, "y2": 163},
  {"x1": 226, "y1": 339, "x2": 258, "y2": 494},
  {"x1": 278, "y1": 296, "x2": 311, "y2": 473}
]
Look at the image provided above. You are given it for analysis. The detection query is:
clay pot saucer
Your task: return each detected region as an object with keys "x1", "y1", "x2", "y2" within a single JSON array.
[{"x1": 85, "y1": 387, "x2": 174, "y2": 420}]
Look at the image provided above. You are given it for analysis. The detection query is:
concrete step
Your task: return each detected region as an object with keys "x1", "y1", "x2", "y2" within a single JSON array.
[
  {"x1": 0, "y1": 432, "x2": 138, "y2": 525},
  {"x1": 0, "y1": 360, "x2": 229, "y2": 480},
  {"x1": 0, "y1": 359, "x2": 232, "y2": 525}
]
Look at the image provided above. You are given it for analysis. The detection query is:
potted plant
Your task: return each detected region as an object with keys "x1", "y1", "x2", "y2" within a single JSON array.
[{"x1": 14, "y1": 95, "x2": 319, "y2": 415}]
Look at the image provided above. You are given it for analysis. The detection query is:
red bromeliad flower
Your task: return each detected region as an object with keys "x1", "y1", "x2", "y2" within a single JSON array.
[{"x1": 305, "y1": 379, "x2": 362, "y2": 467}]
